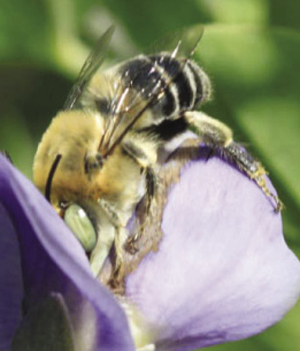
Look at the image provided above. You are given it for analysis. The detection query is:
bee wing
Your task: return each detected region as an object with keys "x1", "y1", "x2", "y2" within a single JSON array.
[
  {"x1": 63, "y1": 25, "x2": 115, "y2": 110},
  {"x1": 102, "y1": 26, "x2": 205, "y2": 156},
  {"x1": 147, "y1": 25, "x2": 204, "y2": 61}
]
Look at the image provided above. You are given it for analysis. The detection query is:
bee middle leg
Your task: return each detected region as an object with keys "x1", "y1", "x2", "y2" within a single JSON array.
[
  {"x1": 184, "y1": 111, "x2": 283, "y2": 212},
  {"x1": 125, "y1": 166, "x2": 157, "y2": 255},
  {"x1": 121, "y1": 141, "x2": 157, "y2": 253}
]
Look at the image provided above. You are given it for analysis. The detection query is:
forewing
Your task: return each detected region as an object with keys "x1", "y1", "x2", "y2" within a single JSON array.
[
  {"x1": 148, "y1": 25, "x2": 204, "y2": 60},
  {"x1": 63, "y1": 25, "x2": 115, "y2": 110}
]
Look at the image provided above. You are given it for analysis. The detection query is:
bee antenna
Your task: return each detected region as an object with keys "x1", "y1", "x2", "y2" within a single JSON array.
[{"x1": 45, "y1": 154, "x2": 62, "y2": 202}]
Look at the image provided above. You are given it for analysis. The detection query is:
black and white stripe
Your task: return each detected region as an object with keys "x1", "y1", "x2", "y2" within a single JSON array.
[{"x1": 120, "y1": 53, "x2": 210, "y2": 119}]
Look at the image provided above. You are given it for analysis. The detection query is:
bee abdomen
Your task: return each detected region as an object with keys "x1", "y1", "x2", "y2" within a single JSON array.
[{"x1": 120, "y1": 53, "x2": 211, "y2": 119}]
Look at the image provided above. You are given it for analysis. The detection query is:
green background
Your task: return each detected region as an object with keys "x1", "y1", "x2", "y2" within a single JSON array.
[{"x1": 0, "y1": 0, "x2": 299, "y2": 350}]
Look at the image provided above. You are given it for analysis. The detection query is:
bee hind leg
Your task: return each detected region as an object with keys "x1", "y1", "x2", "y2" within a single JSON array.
[
  {"x1": 184, "y1": 111, "x2": 283, "y2": 212},
  {"x1": 222, "y1": 141, "x2": 283, "y2": 212}
]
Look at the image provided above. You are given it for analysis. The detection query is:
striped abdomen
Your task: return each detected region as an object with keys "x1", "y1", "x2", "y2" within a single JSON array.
[{"x1": 120, "y1": 53, "x2": 211, "y2": 120}]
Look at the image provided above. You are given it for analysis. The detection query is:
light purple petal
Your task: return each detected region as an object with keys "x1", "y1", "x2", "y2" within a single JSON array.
[
  {"x1": 126, "y1": 148, "x2": 300, "y2": 351},
  {"x1": 0, "y1": 154, "x2": 135, "y2": 351}
]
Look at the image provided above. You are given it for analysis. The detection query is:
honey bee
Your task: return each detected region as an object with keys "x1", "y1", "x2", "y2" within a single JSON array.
[{"x1": 33, "y1": 26, "x2": 282, "y2": 282}]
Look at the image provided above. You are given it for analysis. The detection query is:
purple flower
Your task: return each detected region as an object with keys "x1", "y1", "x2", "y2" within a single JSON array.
[{"x1": 0, "y1": 147, "x2": 299, "y2": 351}]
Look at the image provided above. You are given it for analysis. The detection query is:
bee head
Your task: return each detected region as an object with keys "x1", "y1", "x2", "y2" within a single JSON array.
[
  {"x1": 33, "y1": 110, "x2": 108, "y2": 252},
  {"x1": 33, "y1": 109, "x2": 105, "y2": 197}
]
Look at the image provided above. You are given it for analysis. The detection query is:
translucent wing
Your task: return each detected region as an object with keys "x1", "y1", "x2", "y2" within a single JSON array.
[
  {"x1": 147, "y1": 25, "x2": 204, "y2": 60},
  {"x1": 63, "y1": 25, "x2": 115, "y2": 110}
]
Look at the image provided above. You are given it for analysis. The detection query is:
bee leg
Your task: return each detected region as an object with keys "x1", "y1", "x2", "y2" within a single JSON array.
[
  {"x1": 89, "y1": 217, "x2": 116, "y2": 277},
  {"x1": 144, "y1": 166, "x2": 156, "y2": 217},
  {"x1": 109, "y1": 227, "x2": 128, "y2": 287},
  {"x1": 222, "y1": 142, "x2": 283, "y2": 212},
  {"x1": 184, "y1": 111, "x2": 283, "y2": 212},
  {"x1": 121, "y1": 141, "x2": 158, "y2": 253},
  {"x1": 126, "y1": 166, "x2": 157, "y2": 254},
  {"x1": 93, "y1": 199, "x2": 129, "y2": 283}
]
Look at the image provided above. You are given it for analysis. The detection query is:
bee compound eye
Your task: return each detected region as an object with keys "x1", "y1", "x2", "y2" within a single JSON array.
[{"x1": 64, "y1": 204, "x2": 97, "y2": 252}]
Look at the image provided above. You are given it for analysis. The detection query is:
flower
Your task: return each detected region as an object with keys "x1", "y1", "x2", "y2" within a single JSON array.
[{"x1": 0, "y1": 147, "x2": 299, "y2": 351}]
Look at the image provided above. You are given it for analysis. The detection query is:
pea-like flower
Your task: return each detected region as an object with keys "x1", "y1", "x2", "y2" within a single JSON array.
[{"x1": 0, "y1": 147, "x2": 299, "y2": 351}]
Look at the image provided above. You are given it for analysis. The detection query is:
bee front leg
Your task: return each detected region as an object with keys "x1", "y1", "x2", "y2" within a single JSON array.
[
  {"x1": 184, "y1": 111, "x2": 283, "y2": 212},
  {"x1": 90, "y1": 223, "x2": 115, "y2": 277}
]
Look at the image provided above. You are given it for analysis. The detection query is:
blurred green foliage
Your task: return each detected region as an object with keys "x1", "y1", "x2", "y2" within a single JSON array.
[{"x1": 0, "y1": 0, "x2": 299, "y2": 350}]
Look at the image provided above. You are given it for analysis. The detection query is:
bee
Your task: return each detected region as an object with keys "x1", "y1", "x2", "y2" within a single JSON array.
[{"x1": 33, "y1": 26, "x2": 282, "y2": 283}]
